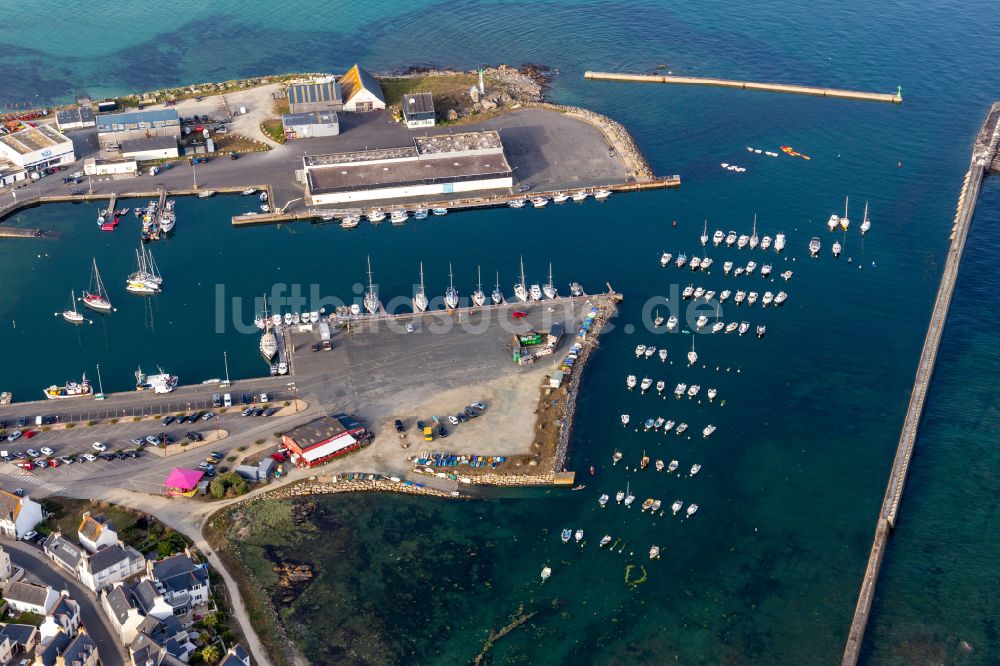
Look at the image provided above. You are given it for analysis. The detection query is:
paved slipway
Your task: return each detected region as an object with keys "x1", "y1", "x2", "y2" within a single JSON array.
[{"x1": 5, "y1": 540, "x2": 128, "y2": 666}]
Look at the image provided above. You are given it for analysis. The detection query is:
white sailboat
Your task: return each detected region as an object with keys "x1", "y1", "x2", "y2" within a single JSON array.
[
  {"x1": 60, "y1": 290, "x2": 85, "y2": 324},
  {"x1": 513, "y1": 256, "x2": 529, "y2": 303},
  {"x1": 413, "y1": 262, "x2": 429, "y2": 313},
  {"x1": 492, "y1": 272, "x2": 505, "y2": 305},
  {"x1": 542, "y1": 262, "x2": 557, "y2": 299},
  {"x1": 445, "y1": 263, "x2": 459, "y2": 309},
  {"x1": 840, "y1": 196, "x2": 850, "y2": 231},
  {"x1": 81, "y1": 257, "x2": 113, "y2": 312},
  {"x1": 749, "y1": 214, "x2": 759, "y2": 249},
  {"x1": 364, "y1": 255, "x2": 381, "y2": 315},
  {"x1": 860, "y1": 201, "x2": 871, "y2": 234},
  {"x1": 700, "y1": 220, "x2": 709, "y2": 246},
  {"x1": 687, "y1": 336, "x2": 698, "y2": 366},
  {"x1": 472, "y1": 265, "x2": 487, "y2": 307},
  {"x1": 125, "y1": 246, "x2": 160, "y2": 294}
]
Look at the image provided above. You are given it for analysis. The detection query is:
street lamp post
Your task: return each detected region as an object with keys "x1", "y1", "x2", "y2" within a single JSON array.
[
  {"x1": 223, "y1": 350, "x2": 230, "y2": 387},
  {"x1": 95, "y1": 363, "x2": 105, "y2": 400}
]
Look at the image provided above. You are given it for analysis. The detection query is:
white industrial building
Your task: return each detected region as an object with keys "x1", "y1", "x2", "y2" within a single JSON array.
[
  {"x1": 304, "y1": 130, "x2": 513, "y2": 205},
  {"x1": 96, "y1": 108, "x2": 181, "y2": 150},
  {"x1": 339, "y1": 64, "x2": 386, "y2": 112},
  {"x1": 120, "y1": 136, "x2": 179, "y2": 160},
  {"x1": 282, "y1": 110, "x2": 340, "y2": 138},
  {"x1": 55, "y1": 105, "x2": 96, "y2": 131},
  {"x1": 84, "y1": 157, "x2": 138, "y2": 178},
  {"x1": 0, "y1": 160, "x2": 27, "y2": 187},
  {"x1": 0, "y1": 124, "x2": 75, "y2": 171}
]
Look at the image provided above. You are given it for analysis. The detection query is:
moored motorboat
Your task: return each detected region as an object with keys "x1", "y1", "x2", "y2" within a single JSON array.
[
  {"x1": 656, "y1": 380, "x2": 666, "y2": 394},
  {"x1": 757, "y1": 324, "x2": 766, "y2": 338},
  {"x1": 674, "y1": 382, "x2": 686, "y2": 397},
  {"x1": 762, "y1": 291, "x2": 774, "y2": 306},
  {"x1": 621, "y1": 414, "x2": 630, "y2": 427},
  {"x1": 390, "y1": 209, "x2": 409, "y2": 224},
  {"x1": 739, "y1": 321, "x2": 750, "y2": 335},
  {"x1": 540, "y1": 566, "x2": 552, "y2": 582},
  {"x1": 668, "y1": 460, "x2": 679, "y2": 473},
  {"x1": 686, "y1": 503, "x2": 699, "y2": 517},
  {"x1": 723, "y1": 261, "x2": 734, "y2": 275},
  {"x1": 775, "y1": 232, "x2": 786, "y2": 252},
  {"x1": 682, "y1": 284, "x2": 694, "y2": 299},
  {"x1": 600, "y1": 535, "x2": 612, "y2": 547},
  {"x1": 368, "y1": 209, "x2": 386, "y2": 223},
  {"x1": 687, "y1": 337, "x2": 697, "y2": 365},
  {"x1": 432, "y1": 207, "x2": 448, "y2": 216},
  {"x1": 655, "y1": 459, "x2": 665, "y2": 472},
  {"x1": 761, "y1": 235, "x2": 772, "y2": 250},
  {"x1": 574, "y1": 529, "x2": 584, "y2": 543},
  {"x1": 700, "y1": 257, "x2": 713, "y2": 271},
  {"x1": 832, "y1": 240, "x2": 842, "y2": 257},
  {"x1": 640, "y1": 377, "x2": 653, "y2": 392},
  {"x1": 713, "y1": 229, "x2": 724, "y2": 245},
  {"x1": 690, "y1": 464, "x2": 701, "y2": 476},
  {"x1": 658, "y1": 348, "x2": 667, "y2": 362},
  {"x1": 747, "y1": 291, "x2": 759, "y2": 306},
  {"x1": 780, "y1": 270, "x2": 793, "y2": 280},
  {"x1": 553, "y1": 192, "x2": 570, "y2": 203},
  {"x1": 561, "y1": 529, "x2": 572, "y2": 543},
  {"x1": 675, "y1": 253, "x2": 688, "y2": 268},
  {"x1": 572, "y1": 191, "x2": 589, "y2": 202},
  {"x1": 719, "y1": 289, "x2": 731, "y2": 302},
  {"x1": 666, "y1": 315, "x2": 678, "y2": 331},
  {"x1": 703, "y1": 424, "x2": 716, "y2": 438},
  {"x1": 707, "y1": 387, "x2": 717, "y2": 400},
  {"x1": 635, "y1": 344, "x2": 646, "y2": 357},
  {"x1": 672, "y1": 500, "x2": 683, "y2": 515},
  {"x1": 599, "y1": 494, "x2": 609, "y2": 507},
  {"x1": 44, "y1": 374, "x2": 92, "y2": 400},
  {"x1": 693, "y1": 286, "x2": 705, "y2": 299},
  {"x1": 198, "y1": 190, "x2": 215, "y2": 198},
  {"x1": 413, "y1": 208, "x2": 428, "y2": 219},
  {"x1": 644, "y1": 346, "x2": 655, "y2": 359},
  {"x1": 660, "y1": 252, "x2": 672, "y2": 267},
  {"x1": 531, "y1": 197, "x2": 549, "y2": 208},
  {"x1": 593, "y1": 189, "x2": 611, "y2": 199},
  {"x1": 626, "y1": 374, "x2": 637, "y2": 390},
  {"x1": 726, "y1": 231, "x2": 737, "y2": 246},
  {"x1": 761, "y1": 263, "x2": 772, "y2": 277},
  {"x1": 809, "y1": 237, "x2": 821, "y2": 256},
  {"x1": 509, "y1": 199, "x2": 526, "y2": 209},
  {"x1": 725, "y1": 321, "x2": 738, "y2": 333},
  {"x1": 774, "y1": 290, "x2": 788, "y2": 305},
  {"x1": 687, "y1": 384, "x2": 701, "y2": 398},
  {"x1": 613, "y1": 451, "x2": 623, "y2": 465},
  {"x1": 690, "y1": 256, "x2": 701, "y2": 271},
  {"x1": 676, "y1": 422, "x2": 688, "y2": 435},
  {"x1": 737, "y1": 234, "x2": 749, "y2": 250}
]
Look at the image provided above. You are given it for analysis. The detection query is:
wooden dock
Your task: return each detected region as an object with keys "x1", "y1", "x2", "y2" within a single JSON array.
[
  {"x1": 231, "y1": 177, "x2": 681, "y2": 227},
  {"x1": 841, "y1": 101, "x2": 1000, "y2": 666},
  {"x1": 584, "y1": 71, "x2": 903, "y2": 104}
]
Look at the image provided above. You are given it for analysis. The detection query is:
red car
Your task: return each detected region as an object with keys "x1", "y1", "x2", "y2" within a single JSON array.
[
  {"x1": 511, "y1": 311, "x2": 527, "y2": 319},
  {"x1": 23, "y1": 429, "x2": 38, "y2": 439},
  {"x1": 14, "y1": 461, "x2": 33, "y2": 471},
  {"x1": 270, "y1": 452, "x2": 286, "y2": 463}
]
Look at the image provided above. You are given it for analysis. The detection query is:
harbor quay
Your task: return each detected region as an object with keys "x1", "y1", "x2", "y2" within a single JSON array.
[{"x1": 0, "y1": 106, "x2": 672, "y2": 229}]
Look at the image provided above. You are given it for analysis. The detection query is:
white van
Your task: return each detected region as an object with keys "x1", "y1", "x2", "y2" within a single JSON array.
[{"x1": 223, "y1": 393, "x2": 232, "y2": 407}]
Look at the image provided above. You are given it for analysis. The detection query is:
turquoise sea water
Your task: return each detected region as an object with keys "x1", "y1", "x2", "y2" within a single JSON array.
[{"x1": 2, "y1": 1, "x2": 998, "y2": 663}]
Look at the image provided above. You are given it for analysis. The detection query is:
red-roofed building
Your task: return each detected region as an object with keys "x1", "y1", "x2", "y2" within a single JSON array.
[
  {"x1": 281, "y1": 414, "x2": 370, "y2": 468},
  {"x1": 164, "y1": 468, "x2": 204, "y2": 497}
]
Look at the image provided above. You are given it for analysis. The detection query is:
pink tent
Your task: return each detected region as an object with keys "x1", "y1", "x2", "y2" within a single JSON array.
[{"x1": 165, "y1": 468, "x2": 205, "y2": 496}]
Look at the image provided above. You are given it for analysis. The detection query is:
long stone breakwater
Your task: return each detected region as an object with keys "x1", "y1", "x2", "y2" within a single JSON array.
[{"x1": 841, "y1": 100, "x2": 1000, "y2": 666}]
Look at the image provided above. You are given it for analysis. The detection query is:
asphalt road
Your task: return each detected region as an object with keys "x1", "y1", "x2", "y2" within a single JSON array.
[{"x1": 4, "y1": 539, "x2": 127, "y2": 666}]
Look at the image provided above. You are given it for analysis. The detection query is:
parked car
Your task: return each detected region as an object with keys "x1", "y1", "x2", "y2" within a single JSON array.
[
  {"x1": 437, "y1": 425, "x2": 448, "y2": 438},
  {"x1": 270, "y1": 452, "x2": 286, "y2": 463},
  {"x1": 241, "y1": 407, "x2": 253, "y2": 417},
  {"x1": 14, "y1": 461, "x2": 33, "y2": 471},
  {"x1": 472, "y1": 401, "x2": 487, "y2": 411},
  {"x1": 92, "y1": 441, "x2": 107, "y2": 452},
  {"x1": 22, "y1": 530, "x2": 37, "y2": 541},
  {"x1": 12, "y1": 488, "x2": 24, "y2": 496},
  {"x1": 252, "y1": 408, "x2": 264, "y2": 417},
  {"x1": 83, "y1": 453, "x2": 97, "y2": 462},
  {"x1": 210, "y1": 451, "x2": 225, "y2": 459},
  {"x1": 25, "y1": 448, "x2": 40, "y2": 458},
  {"x1": 41, "y1": 445, "x2": 57, "y2": 455},
  {"x1": 6, "y1": 431, "x2": 21, "y2": 442},
  {"x1": 423, "y1": 427, "x2": 433, "y2": 442},
  {"x1": 187, "y1": 432, "x2": 204, "y2": 442},
  {"x1": 260, "y1": 393, "x2": 270, "y2": 403},
  {"x1": 448, "y1": 415, "x2": 459, "y2": 426},
  {"x1": 212, "y1": 394, "x2": 222, "y2": 408},
  {"x1": 202, "y1": 412, "x2": 215, "y2": 420},
  {"x1": 464, "y1": 406, "x2": 479, "y2": 419},
  {"x1": 23, "y1": 429, "x2": 38, "y2": 439},
  {"x1": 241, "y1": 393, "x2": 251, "y2": 405},
  {"x1": 175, "y1": 414, "x2": 189, "y2": 424},
  {"x1": 394, "y1": 419, "x2": 405, "y2": 433},
  {"x1": 130, "y1": 438, "x2": 144, "y2": 447},
  {"x1": 262, "y1": 407, "x2": 278, "y2": 417},
  {"x1": 162, "y1": 415, "x2": 175, "y2": 426},
  {"x1": 145, "y1": 436, "x2": 160, "y2": 447},
  {"x1": 59, "y1": 456, "x2": 74, "y2": 465}
]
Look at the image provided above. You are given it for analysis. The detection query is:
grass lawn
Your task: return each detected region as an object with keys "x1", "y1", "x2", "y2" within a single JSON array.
[
  {"x1": 41, "y1": 497, "x2": 190, "y2": 557},
  {"x1": 379, "y1": 73, "x2": 478, "y2": 112}
]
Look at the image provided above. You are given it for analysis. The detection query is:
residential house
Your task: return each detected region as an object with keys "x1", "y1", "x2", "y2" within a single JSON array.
[
  {"x1": 0, "y1": 490, "x2": 43, "y2": 540},
  {"x1": 218, "y1": 644, "x2": 250, "y2": 666},
  {"x1": 0, "y1": 546, "x2": 11, "y2": 582},
  {"x1": 147, "y1": 552, "x2": 210, "y2": 613},
  {"x1": 43, "y1": 532, "x2": 144, "y2": 593},
  {"x1": 128, "y1": 616, "x2": 194, "y2": 666},
  {"x1": 33, "y1": 629, "x2": 99, "y2": 666},
  {"x1": 39, "y1": 595, "x2": 81, "y2": 640},
  {"x1": 3, "y1": 581, "x2": 60, "y2": 615},
  {"x1": 131, "y1": 579, "x2": 179, "y2": 620},
  {"x1": 0, "y1": 623, "x2": 38, "y2": 664},
  {"x1": 77, "y1": 513, "x2": 118, "y2": 554},
  {"x1": 101, "y1": 583, "x2": 146, "y2": 645}
]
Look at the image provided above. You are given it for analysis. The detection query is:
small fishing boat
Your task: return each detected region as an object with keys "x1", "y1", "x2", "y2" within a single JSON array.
[
  {"x1": 613, "y1": 450, "x2": 623, "y2": 465},
  {"x1": 660, "y1": 252, "x2": 672, "y2": 267},
  {"x1": 621, "y1": 414, "x2": 630, "y2": 427},
  {"x1": 241, "y1": 188, "x2": 256, "y2": 196},
  {"x1": 598, "y1": 494, "x2": 609, "y2": 507},
  {"x1": 757, "y1": 324, "x2": 766, "y2": 338},
  {"x1": 690, "y1": 464, "x2": 701, "y2": 476},
  {"x1": 651, "y1": 500, "x2": 661, "y2": 513},
  {"x1": 649, "y1": 545, "x2": 661, "y2": 560},
  {"x1": 44, "y1": 374, "x2": 92, "y2": 400},
  {"x1": 658, "y1": 348, "x2": 667, "y2": 362},
  {"x1": 809, "y1": 237, "x2": 821, "y2": 256},
  {"x1": 508, "y1": 199, "x2": 527, "y2": 209},
  {"x1": 640, "y1": 453, "x2": 650, "y2": 470},
  {"x1": 739, "y1": 321, "x2": 751, "y2": 335},
  {"x1": 413, "y1": 208, "x2": 428, "y2": 219},
  {"x1": 574, "y1": 529, "x2": 584, "y2": 543},
  {"x1": 600, "y1": 535, "x2": 612, "y2": 547},
  {"x1": 540, "y1": 566, "x2": 551, "y2": 582},
  {"x1": 723, "y1": 261, "x2": 734, "y2": 275},
  {"x1": 775, "y1": 232, "x2": 786, "y2": 252},
  {"x1": 686, "y1": 504, "x2": 699, "y2": 517},
  {"x1": 635, "y1": 344, "x2": 647, "y2": 357},
  {"x1": 725, "y1": 321, "x2": 738, "y2": 333},
  {"x1": 641, "y1": 498, "x2": 654, "y2": 511},
  {"x1": 627, "y1": 375, "x2": 637, "y2": 390},
  {"x1": 674, "y1": 382, "x2": 687, "y2": 397},
  {"x1": 656, "y1": 380, "x2": 666, "y2": 394},
  {"x1": 703, "y1": 424, "x2": 716, "y2": 438},
  {"x1": 561, "y1": 529, "x2": 572, "y2": 543},
  {"x1": 663, "y1": 420, "x2": 675, "y2": 432},
  {"x1": 593, "y1": 189, "x2": 611, "y2": 199},
  {"x1": 572, "y1": 191, "x2": 589, "y2": 201},
  {"x1": 707, "y1": 388, "x2": 717, "y2": 401},
  {"x1": 666, "y1": 315, "x2": 678, "y2": 331},
  {"x1": 672, "y1": 500, "x2": 683, "y2": 515},
  {"x1": 655, "y1": 459, "x2": 665, "y2": 472},
  {"x1": 713, "y1": 229, "x2": 724, "y2": 245},
  {"x1": 676, "y1": 423, "x2": 688, "y2": 435},
  {"x1": 390, "y1": 209, "x2": 409, "y2": 224},
  {"x1": 774, "y1": 291, "x2": 788, "y2": 305}
]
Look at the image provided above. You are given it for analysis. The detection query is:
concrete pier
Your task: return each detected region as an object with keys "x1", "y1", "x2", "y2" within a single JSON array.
[
  {"x1": 584, "y1": 71, "x2": 903, "y2": 104},
  {"x1": 841, "y1": 101, "x2": 1000, "y2": 666}
]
